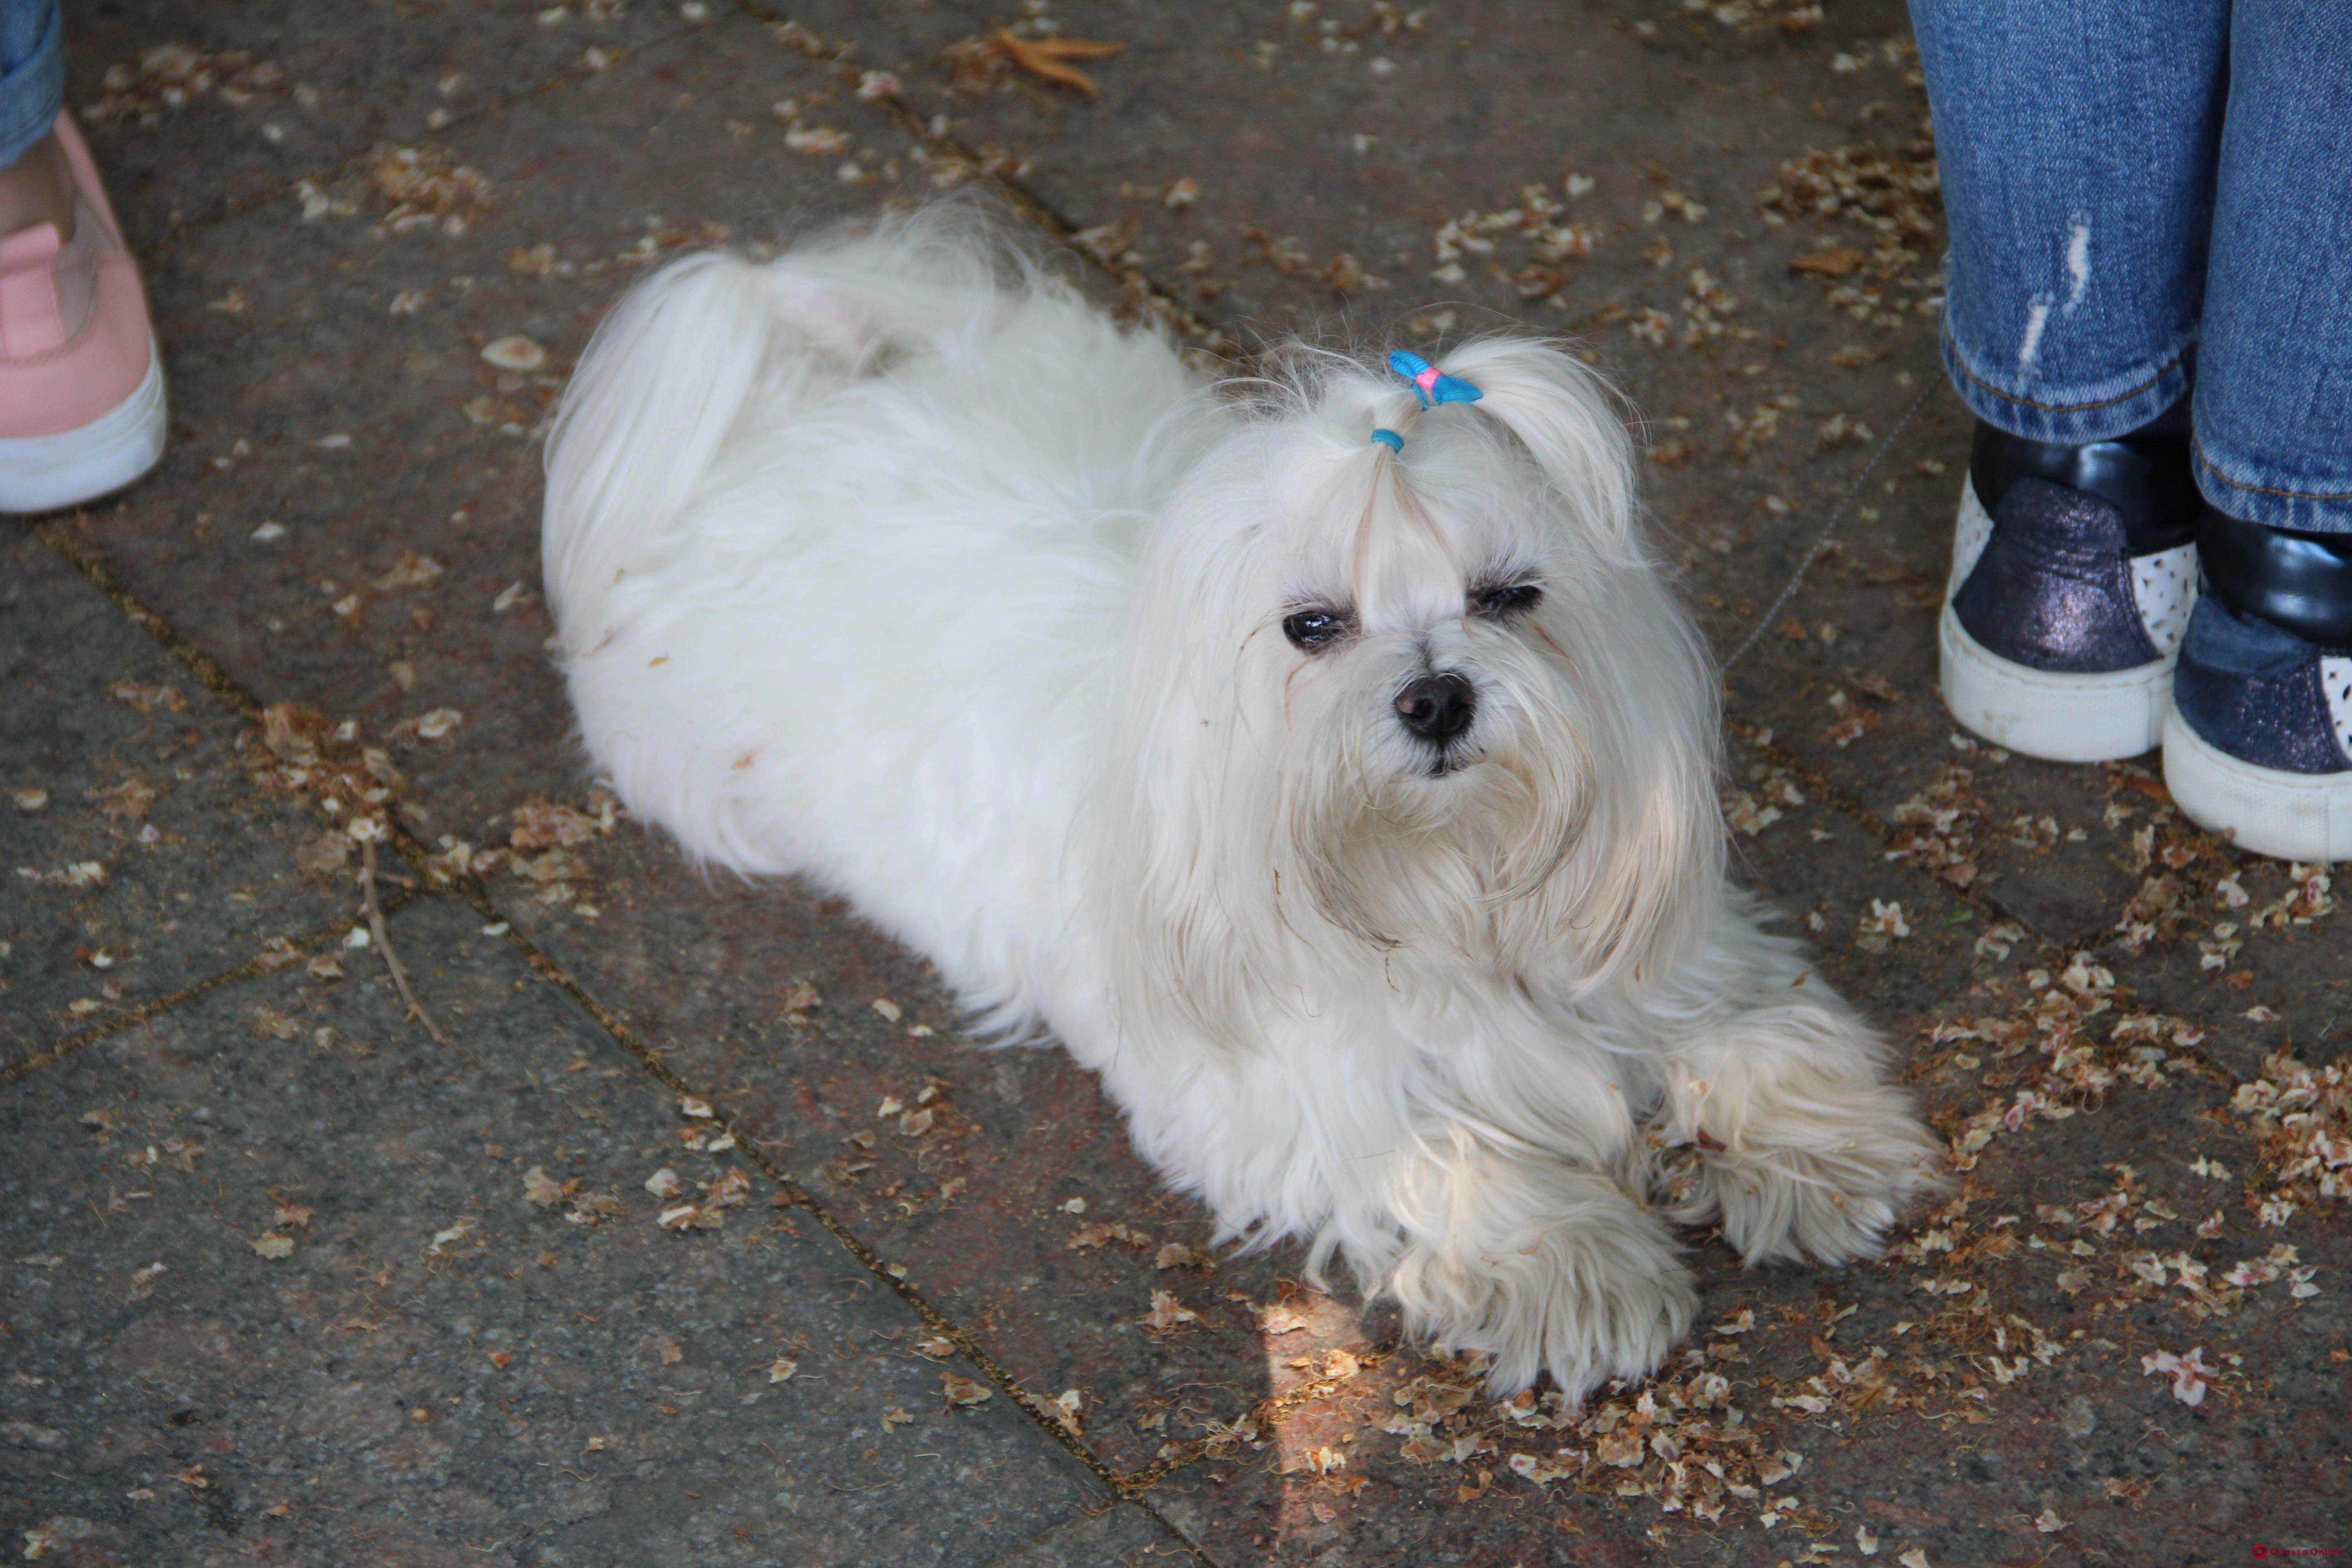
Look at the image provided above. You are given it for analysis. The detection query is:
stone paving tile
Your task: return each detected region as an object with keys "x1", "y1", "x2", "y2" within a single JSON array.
[
  {"x1": 0, "y1": 531, "x2": 349, "y2": 1063},
  {"x1": 54, "y1": 13, "x2": 920, "y2": 842},
  {"x1": 0, "y1": 895, "x2": 1128, "y2": 1567},
  {"x1": 65, "y1": 0, "x2": 735, "y2": 245},
  {"x1": 480, "y1": 826, "x2": 1297, "y2": 1477},
  {"x1": 1715, "y1": 409, "x2": 2157, "y2": 951},
  {"x1": 1723, "y1": 750, "x2": 1990, "y2": 1021},
  {"x1": 979, "y1": 1502, "x2": 1186, "y2": 1567}
]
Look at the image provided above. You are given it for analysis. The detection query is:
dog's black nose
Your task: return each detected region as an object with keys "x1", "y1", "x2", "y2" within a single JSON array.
[{"x1": 1395, "y1": 673, "x2": 1476, "y2": 745}]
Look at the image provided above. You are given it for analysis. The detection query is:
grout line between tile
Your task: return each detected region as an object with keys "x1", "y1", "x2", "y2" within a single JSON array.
[
  {"x1": 0, "y1": 887, "x2": 421, "y2": 1088},
  {"x1": 30, "y1": 516, "x2": 1216, "y2": 1557},
  {"x1": 440, "y1": 861, "x2": 1215, "y2": 1561},
  {"x1": 970, "y1": 1500, "x2": 1177, "y2": 1568},
  {"x1": 1726, "y1": 716, "x2": 2064, "y2": 964},
  {"x1": 747, "y1": 5, "x2": 1247, "y2": 363},
  {"x1": 33, "y1": 519, "x2": 269, "y2": 721}
]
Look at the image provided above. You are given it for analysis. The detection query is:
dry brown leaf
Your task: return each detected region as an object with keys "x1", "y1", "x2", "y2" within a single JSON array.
[
  {"x1": 1789, "y1": 247, "x2": 1866, "y2": 277},
  {"x1": 92, "y1": 774, "x2": 160, "y2": 821},
  {"x1": 993, "y1": 29, "x2": 1122, "y2": 97},
  {"x1": 522, "y1": 1166, "x2": 567, "y2": 1209},
  {"x1": 1031, "y1": 36, "x2": 1125, "y2": 59},
  {"x1": 373, "y1": 550, "x2": 445, "y2": 591},
  {"x1": 941, "y1": 1372, "x2": 993, "y2": 1407},
  {"x1": 294, "y1": 832, "x2": 352, "y2": 874},
  {"x1": 701, "y1": 1168, "x2": 752, "y2": 1209},
  {"x1": 1141, "y1": 1289, "x2": 1200, "y2": 1333}
]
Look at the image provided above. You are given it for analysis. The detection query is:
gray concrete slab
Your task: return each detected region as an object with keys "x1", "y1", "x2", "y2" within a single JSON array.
[
  {"x1": 0, "y1": 895, "x2": 1124, "y2": 1567},
  {"x1": 0, "y1": 531, "x2": 351, "y2": 1067}
]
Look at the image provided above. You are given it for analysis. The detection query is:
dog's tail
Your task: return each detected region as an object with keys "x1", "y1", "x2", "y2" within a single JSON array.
[
  {"x1": 540, "y1": 251, "x2": 775, "y2": 650},
  {"x1": 542, "y1": 243, "x2": 901, "y2": 655}
]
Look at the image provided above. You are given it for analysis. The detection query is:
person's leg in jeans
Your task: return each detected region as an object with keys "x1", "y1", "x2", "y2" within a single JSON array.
[
  {"x1": 0, "y1": 0, "x2": 168, "y2": 513},
  {"x1": 1908, "y1": 0, "x2": 2230, "y2": 764},
  {"x1": 0, "y1": 0, "x2": 72, "y2": 237},
  {"x1": 2164, "y1": 1, "x2": 2352, "y2": 859}
]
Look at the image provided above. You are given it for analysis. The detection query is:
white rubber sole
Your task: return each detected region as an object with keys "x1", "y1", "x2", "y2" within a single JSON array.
[
  {"x1": 0, "y1": 346, "x2": 167, "y2": 513},
  {"x1": 1939, "y1": 602, "x2": 2171, "y2": 762},
  {"x1": 2163, "y1": 708, "x2": 2352, "y2": 862}
]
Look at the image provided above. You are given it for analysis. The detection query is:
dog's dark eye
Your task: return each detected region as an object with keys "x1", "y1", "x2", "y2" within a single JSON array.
[
  {"x1": 1283, "y1": 608, "x2": 1352, "y2": 652},
  {"x1": 1473, "y1": 583, "x2": 1544, "y2": 618}
]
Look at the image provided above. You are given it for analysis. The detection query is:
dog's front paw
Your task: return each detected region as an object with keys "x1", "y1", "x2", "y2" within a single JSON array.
[
  {"x1": 1689, "y1": 1078, "x2": 1948, "y2": 1266},
  {"x1": 1384, "y1": 1182, "x2": 1697, "y2": 1400}
]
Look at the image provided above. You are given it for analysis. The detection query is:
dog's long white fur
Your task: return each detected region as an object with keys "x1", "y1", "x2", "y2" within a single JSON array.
[{"x1": 543, "y1": 211, "x2": 1943, "y2": 1399}]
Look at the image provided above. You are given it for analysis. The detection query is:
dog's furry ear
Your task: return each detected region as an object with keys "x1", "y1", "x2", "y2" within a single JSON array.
[
  {"x1": 1446, "y1": 338, "x2": 1723, "y2": 993},
  {"x1": 1548, "y1": 632, "x2": 1725, "y2": 994}
]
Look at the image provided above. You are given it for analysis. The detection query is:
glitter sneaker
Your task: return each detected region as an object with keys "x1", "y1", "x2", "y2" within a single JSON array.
[
  {"x1": 2164, "y1": 511, "x2": 2352, "y2": 861},
  {"x1": 1939, "y1": 411, "x2": 2199, "y2": 762}
]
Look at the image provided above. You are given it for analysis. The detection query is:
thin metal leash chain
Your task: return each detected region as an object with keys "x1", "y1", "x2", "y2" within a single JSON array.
[{"x1": 1722, "y1": 378, "x2": 1940, "y2": 673}]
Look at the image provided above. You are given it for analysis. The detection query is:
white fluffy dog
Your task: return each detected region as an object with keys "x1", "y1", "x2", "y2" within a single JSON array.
[{"x1": 540, "y1": 213, "x2": 1943, "y2": 1399}]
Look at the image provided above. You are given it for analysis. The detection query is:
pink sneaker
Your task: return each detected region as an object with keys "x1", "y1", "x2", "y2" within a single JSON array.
[{"x1": 0, "y1": 113, "x2": 166, "y2": 513}]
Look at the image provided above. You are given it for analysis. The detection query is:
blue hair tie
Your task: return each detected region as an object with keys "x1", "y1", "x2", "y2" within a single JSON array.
[
  {"x1": 1389, "y1": 349, "x2": 1482, "y2": 408},
  {"x1": 1369, "y1": 427, "x2": 1404, "y2": 453}
]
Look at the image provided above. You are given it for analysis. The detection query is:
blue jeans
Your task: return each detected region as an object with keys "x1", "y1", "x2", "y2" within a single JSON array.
[
  {"x1": 1911, "y1": 1, "x2": 2352, "y2": 532},
  {"x1": 0, "y1": 0, "x2": 60, "y2": 168}
]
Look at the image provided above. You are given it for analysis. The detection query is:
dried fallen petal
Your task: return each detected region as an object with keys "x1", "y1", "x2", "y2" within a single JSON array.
[
  {"x1": 481, "y1": 334, "x2": 546, "y2": 372},
  {"x1": 1141, "y1": 1289, "x2": 1200, "y2": 1333},
  {"x1": 941, "y1": 1372, "x2": 993, "y2": 1406},
  {"x1": 522, "y1": 1166, "x2": 566, "y2": 1208}
]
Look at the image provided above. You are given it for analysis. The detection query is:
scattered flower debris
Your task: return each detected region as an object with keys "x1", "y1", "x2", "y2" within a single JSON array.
[
  {"x1": 81, "y1": 45, "x2": 284, "y2": 124},
  {"x1": 941, "y1": 1372, "x2": 993, "y2": 1407},
  {"x1": 1142, "y1": 1290, "x2": 1201, "y2": 1332},
  {"x1": 2141, "y1": 1347, "x2": 2215, "y2": 1406},
  {"x1": 482, "y1": 334, "x2": 547, "y2": 372}
]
